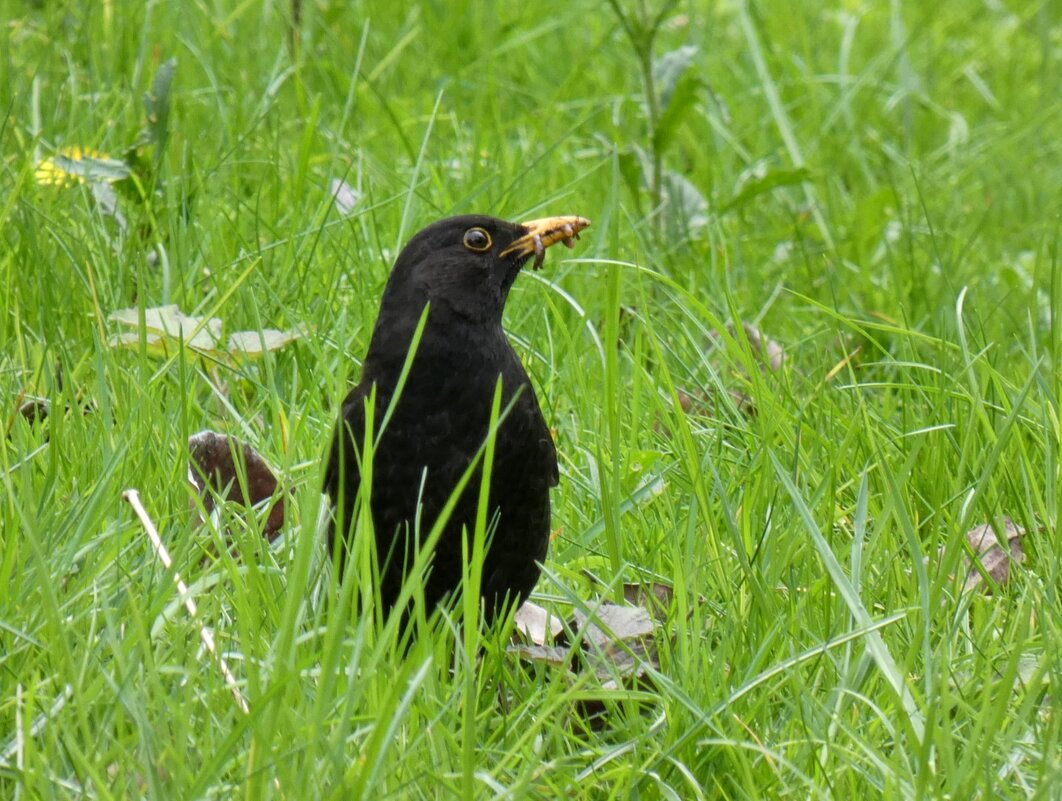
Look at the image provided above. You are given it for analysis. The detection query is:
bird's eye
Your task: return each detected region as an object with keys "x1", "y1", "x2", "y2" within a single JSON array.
[{"x1": 463, "y1": 227, "x2": 492, "y2": 252}]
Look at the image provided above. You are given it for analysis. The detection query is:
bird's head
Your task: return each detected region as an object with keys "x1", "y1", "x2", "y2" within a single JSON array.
[{"x1": 380, "y1": 214, "x2": 590, "y2": 325}]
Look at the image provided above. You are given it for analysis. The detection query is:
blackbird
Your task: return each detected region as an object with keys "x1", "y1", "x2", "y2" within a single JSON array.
[{"x1": 325, "y1": 214, "x2": 590, "y2": 621}]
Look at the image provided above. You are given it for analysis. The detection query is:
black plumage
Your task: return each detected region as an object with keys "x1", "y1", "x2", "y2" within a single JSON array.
[{"x1": 324, "y1": 214, "x2": 589, "y2": 620}]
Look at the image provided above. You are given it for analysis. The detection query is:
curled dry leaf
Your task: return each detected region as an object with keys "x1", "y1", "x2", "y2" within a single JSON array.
[
  {"x1": 35, "y1": 146, "x2": 132, "y2": 187},
  {"x1": 664, "y1": 321, "x2": 785, "y2": 424},
  {"x1": 187, "y1": 430, "x2": 285, "y2": 540},
  {"x1": 508, "y1": 644, "x2": 570, "y2": 668},
  {"x1": 963, "y1": 518, "x2": 1027, "y2": 593},
  {"x1": 510, "y1": 599, "x2": 664, "y2": 679},
  {"x1": 653, "y1": 387, "x2": 713, "y2": 435}
]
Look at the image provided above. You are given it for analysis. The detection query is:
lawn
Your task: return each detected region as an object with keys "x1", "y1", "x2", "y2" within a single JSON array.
[{"x1": 2, "y1": 0, "x2": 1060, "y2": 798}]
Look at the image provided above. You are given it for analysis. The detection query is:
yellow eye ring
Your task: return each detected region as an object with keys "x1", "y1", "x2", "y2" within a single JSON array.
[{"x1": 463, "y1": 227, "x2": 492, "y2": 252}]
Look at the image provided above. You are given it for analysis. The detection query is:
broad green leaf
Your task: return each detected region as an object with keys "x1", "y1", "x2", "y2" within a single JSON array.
[
  {"x1": 720, "y1": 166, "x2": 811, "y2": 214},
  {"x1": 618, "y1": 145, "x2": 649, "y2": 198},
  {"x1": 142, "y1": 58, "x2": 177, "y2": 151},
  {"x1": 653, "y1": 70, "x2": 701, "y2": 153},
  {"x1": 651, "y1": 45, "x2": 698, "y2": 110}
]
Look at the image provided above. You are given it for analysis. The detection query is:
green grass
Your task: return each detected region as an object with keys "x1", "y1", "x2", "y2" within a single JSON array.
[{"x1": 3, "y1": 0, "x2": 1061, "y2": 797}]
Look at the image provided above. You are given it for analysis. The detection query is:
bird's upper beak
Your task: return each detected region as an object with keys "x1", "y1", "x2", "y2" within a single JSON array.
[{"x1": 500, "y1": 215, "x2": 591, "y2": 270}]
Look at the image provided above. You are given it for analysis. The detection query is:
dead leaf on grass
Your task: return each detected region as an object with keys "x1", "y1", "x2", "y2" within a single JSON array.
[
  {"x1": 572, "y1": 603, "x2": 659, "y2": 680},
  {"x1": 727, "y1": 321, "x2": 786, "y2": 373},
  {"x1": 514, "y1": 600, "x2": 565, "y2": 646},
  {"x1": 623, "y1": 581, "x2": 674, "y2": 622},
  {"x1": 110, "y1": 305, "x2": 223, "y2": 353},
  {"x1": 963, "y1": 518, "x2": 1027, "y2": 593},
  {"x1": 329, "y1": 178, "x2": 362, "y2": 216},
  {"x1": 509, "y1": 593, "x2": 669, "y2": 732},
  {"x1": 108, "y1": 305, "x2": 308, "y2": 366},
  {"x1": 187, "y1": 430, "x2": 286, "y2": 540}
]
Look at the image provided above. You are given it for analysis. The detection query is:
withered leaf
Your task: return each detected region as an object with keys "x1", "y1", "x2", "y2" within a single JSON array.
[
  {"x1": 572, "y1": 603, "x2": 658, "y2": 680},
  {"x1": 110, "y1": 305, "x2": 222, "y2": 352},
  {"x1": 109, "y1": 305, "x2": 307, "y2": 365},
  {"x1": 509, "y1": 597, "x2": 665, "y2": 731},
  {"x1": 514, "y1": 600, "x2": 564, "y2": 646},
  {"x1": 17, "y1": 398, "x2": 50, "y2": 426},
  {"x1": 508, "y1": 644, "x2": 569, "y2": 668},
  {"x1": 622, "y1": 581, "x2": 674, "y2": 622},
  {"x1": 329, "y1": 178, "x2": 362, "y2": 216},
  {"x1": 227, "y1": 325, "x2": 310, "y2": 362},
  {"x1": 187, "y1": 430, "x2": 285, "y2": 540},
  {"x1": 964, "y1": 518, "x2": 1027, "y2": 593},
  {"x1": 727, "y1": 321, "x2": 785, "y2": 372}
]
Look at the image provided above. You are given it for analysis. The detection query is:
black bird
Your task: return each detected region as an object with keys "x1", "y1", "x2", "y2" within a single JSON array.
[{"x1": 325, "y1": 214, "x2": 590, "y2": 621}]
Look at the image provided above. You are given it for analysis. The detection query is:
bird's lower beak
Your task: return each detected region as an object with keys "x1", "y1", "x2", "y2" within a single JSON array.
[{"x1": 500, "y1": 215, "x2": 591, "y2": 270}]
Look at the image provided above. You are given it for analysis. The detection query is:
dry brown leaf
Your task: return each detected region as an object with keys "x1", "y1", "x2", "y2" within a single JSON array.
[
  {"x1": 508, "y1": 644, "x2": 569, "y2": 668},
  {"x1": 514, "y1": 600, "x2": 564, "y2": 646},
  {"x1": 509, "y1": 597, "x2": 665, "y2": 731},
  {"x1": 623, "y1": 582, "x2": 674, "y2": 622},
  {"x1": 963, "y1": 518, "x2": 1027, "y2": 593},
  {"x1": 17, "y1": 398, "x2": 50, "y2": 426},
  {"x1": 694, "y1": 321, "x2": 787, "y2": 419},
  {"x1": 109, "y1": 305, "x2": 307, "y2": 365},
  {"x1": 572, "y1": 603, "x2": 658, "y2": 680},
  {"x1": 110, "y1": 305, "x2": 222, "y2": 352},
  {"x1": 509, "y1": 600, "x2": 662, "y2": 677},
  {"x1": 729, "y1": 321, "x2": 785, "y2": 372},
  {"x1": 227, "y1": 325, "x2": 311, "y2": 363},
  {"x1": 187, "y1": 430, "x2": 285, "y2": 540}
]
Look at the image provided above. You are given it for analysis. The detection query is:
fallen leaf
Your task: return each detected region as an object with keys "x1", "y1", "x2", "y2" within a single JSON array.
[
  {"x1": 963, "y1": 518, "x2": 1027, "y2": 593},
  {"x1": 729, "y1": 321, "x2": 785, "y2": 372},
  {"x1": 110, "y1": 305, "x2": 222, "y2": 352},
  {"x1": 509, "y1": 597, "x2": 665, "y2": 731},
  {"x1": 17, "y1": 398, "x2": 50, "y2": 426},
  {"x1": 572, "y1": 603, "x2": 658, "y2": 680},
  {"x1": 227, "y1": 325, "x2": 310, "y2": 362},
  {"x1": 187, "y1": 430, "x2": 285, "y2": 540},
  {"x1": 108, "y1": 305, "x2": 307, "y2": 366},
  {"x1": 508, "y1": 644, "x2": 569, "y2": 668},
  {"x1": 697, "y1": 321, "x2": 787, "y2": 418},
  {"x1": 108, "y1": 331, "x2": 180, "y2": 359},
  {"x1": 514, "y1": 600, "x2": 564, "y2": 646},
  {"x1": 623, "y1": 581, "x2": 674, "y2": 622},
  {"x1": 91, "y1": 181, "x2": 128, "y2": 234},
  {"x1": 330, "y1": 178, "x2": 362, "y2": 216}
]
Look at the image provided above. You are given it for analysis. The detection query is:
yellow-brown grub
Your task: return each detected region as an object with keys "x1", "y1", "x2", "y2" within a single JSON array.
[{"x1": 500, "y1": 216, "x2": 591, "y2": 270}]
